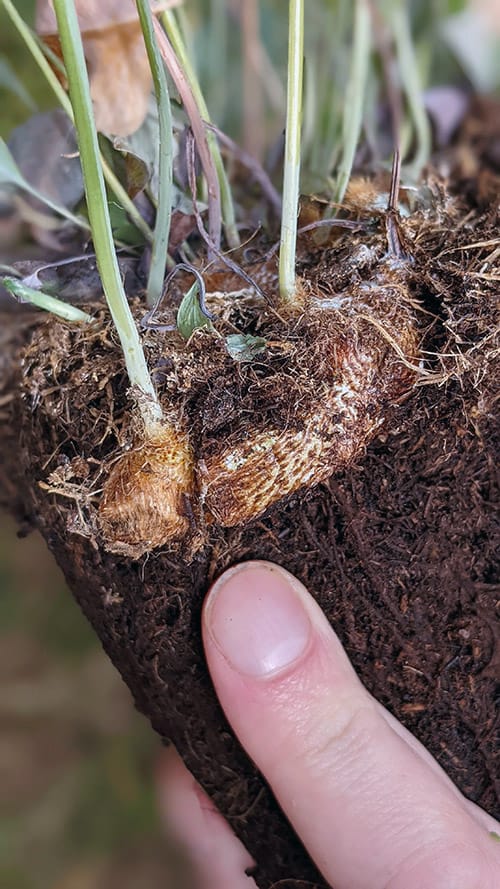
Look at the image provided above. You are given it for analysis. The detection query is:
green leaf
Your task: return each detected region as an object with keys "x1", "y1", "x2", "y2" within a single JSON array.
[
  {"x1": 225, "y1": 333, "x2": 267, "y2": 362},
  {"x1": 135, "y1": 0, "x2": 174, "y2": 308},
  {"x1": 177, "y1": 281, "x2": 213, "y2": 340},
  {"x1": 0, "y1": 0, "x2": 152, "y2": 243},
  {"x1": 2, "y1": 277, "x2": 93, "y2": 324},
  {"x1": 51, "y1": 0, "x2": 162, "y2": 428},
  {"x1": 107, "y1": 199, "x2": 145, "y2": 246}
]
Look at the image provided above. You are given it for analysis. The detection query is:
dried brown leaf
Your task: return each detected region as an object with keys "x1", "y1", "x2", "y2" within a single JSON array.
[
  {"x1": 36, "y1": 0, "x2": 182, "y2": 136},
  {"x1": 36, "y1": 0, "x2": 180, "y2": 34}
]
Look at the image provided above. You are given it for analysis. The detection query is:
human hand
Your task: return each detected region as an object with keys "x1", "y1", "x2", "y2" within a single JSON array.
[{"x1": 157, "y1": 561, "x2": 500, "y2": 889}]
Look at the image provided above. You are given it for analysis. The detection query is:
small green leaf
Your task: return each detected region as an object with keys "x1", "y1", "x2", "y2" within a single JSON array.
[
  {"x1": 107, "y1": 200, "x2": 145, "y2": 246},
  {"x1": 2, "y1": 277, "x2": 93, "y2": 324},
  {"x1": 490, "y1": 831, "x2": 500, "y2": 843},
  {"x1": 225, "y1": 333, "x2": 267, "y2": 362},
  {"x1": 177, "y1": 282, "x2": 213, "y2": 340}
]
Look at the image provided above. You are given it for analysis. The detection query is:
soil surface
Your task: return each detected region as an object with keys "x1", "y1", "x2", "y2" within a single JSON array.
[{"x1": 1, "y1": 100, "x2": 499, "y2": 888}]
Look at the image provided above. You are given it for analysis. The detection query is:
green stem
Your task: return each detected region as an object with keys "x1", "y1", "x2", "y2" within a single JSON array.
[
  {"x1": 391, "y1": 2, "x2": 431, "y2": 179},
  {"x1": 52, "y1": 0, "x2": 162, "y2": 428},
  {"x1": 3, "y1": 277, "x2": 93, "y2": 323},
  {"x1": 332, "y1": 0, "x2": 371, "y2": 206},
  {"x1": 0, "y1": 0, "x2": 153, "y2": 244},
  {"x1": 279, "y1": 0, "x2": 304, "y2": 304},
  {"x1": 161, "y1": 9, "x2": 239, "y2": 249},
  {"x1": 153, "y1": 18, "x2": 222, "y2": 251},
  {"x1": 135, "y1": 0, "x2": 173, "y2": 307}
]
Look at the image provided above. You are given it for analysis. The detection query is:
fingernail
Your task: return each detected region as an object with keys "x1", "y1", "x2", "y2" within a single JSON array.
[{"x1": 205, "y1": 562, "x2": 312, "y2": 677}]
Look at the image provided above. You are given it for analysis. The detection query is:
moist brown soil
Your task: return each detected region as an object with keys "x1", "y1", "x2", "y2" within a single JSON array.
[{"x1": 1, "y1": 102, "x2": 499, "y2": 888}]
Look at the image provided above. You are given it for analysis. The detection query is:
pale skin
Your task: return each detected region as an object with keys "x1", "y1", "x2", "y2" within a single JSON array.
[{"x1": 156, "y1": 561, "x2": 500, "y2": 889}]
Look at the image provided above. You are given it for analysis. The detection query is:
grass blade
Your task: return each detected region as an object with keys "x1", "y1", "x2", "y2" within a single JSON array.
[
  {"x1": 331, "y1": 0, "x2": 371, "y2": 206},
  {"x1": 279, "y1": 0, "x2": 304, "y2": 304},
  {"x1": 0, "y1": 0, "x2": 153, "y2": 244},
  {"x1": 391, "y1": 2, "x2": 431, "y2": 178},
  {"x1": 3, "y1": 276, "x2": 93, "y2": 323},
  {"x1": 152, "y1": 17, "x2": 222, "y2": 254},
  {"x1": 135, "y1": 0, "x2": 173, "y2": 307},
  {"x1": 52, "y1": 0, "x2": 162, "y2": 428},
  {"x1": 161, "y1": 9, "x2": 239, "y2": 249}
]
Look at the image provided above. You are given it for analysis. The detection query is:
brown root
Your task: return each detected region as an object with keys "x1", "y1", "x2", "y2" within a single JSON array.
[
  {"x1": 98, "y1": 423, "x2": 195, "y2": 558},
  {"x1": 94, "y1": 253, "x2": 423, "y2": 556}
]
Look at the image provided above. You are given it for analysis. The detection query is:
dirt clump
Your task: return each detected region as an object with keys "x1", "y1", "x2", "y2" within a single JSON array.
[{"x1": 0, "y1": 123, "x2": 499, "y2": 887}]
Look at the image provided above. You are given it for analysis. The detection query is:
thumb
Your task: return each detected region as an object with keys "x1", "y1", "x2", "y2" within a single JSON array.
[{"x1": 202, "y1": 561, "x2": 499, "y2": 889}]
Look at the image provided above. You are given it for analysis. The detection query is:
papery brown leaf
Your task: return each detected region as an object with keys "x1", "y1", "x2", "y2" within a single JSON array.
[
  {"x1": 36, "y1": 0, "x2": 180, "y2": 34},
  {"x1": 36, "y1": 1, "x2": 182, "y2": 136},
  {"x1": 167, "y1": 209, "x2": 196, "y2": 253},
  {"x1": 84, "y1": 22, "x2": 155, "y2": 136},
  {"x1": 111, "y1": 136, "x2": 151, "y2": 198}
]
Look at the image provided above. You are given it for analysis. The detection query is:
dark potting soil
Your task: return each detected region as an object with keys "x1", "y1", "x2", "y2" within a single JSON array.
[{"x1": 1, "y1": 102, "x2": 499, "y2": 887}]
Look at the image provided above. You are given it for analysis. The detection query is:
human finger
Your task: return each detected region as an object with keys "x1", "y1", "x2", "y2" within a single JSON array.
[
  {"x1": 202, "y1": 561, "x2": 500, "y2": 889},
  {"x1": 156, "y1": 747, "x2": 257, "y2": 889}
]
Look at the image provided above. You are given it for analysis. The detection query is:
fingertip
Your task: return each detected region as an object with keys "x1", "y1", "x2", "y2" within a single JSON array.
[
  {"x1": 203, "y1": 560, "x2": 343, "y2": 680},
  {"x1": 155, "y1": 747, "x2": 256, "y2": 889},
  {"x1": 200, "y1": 562, "x2": 499, "y2": 889}
]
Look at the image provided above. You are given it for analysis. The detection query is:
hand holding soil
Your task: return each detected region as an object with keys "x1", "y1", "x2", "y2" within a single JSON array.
[
  {"x1": 158, "y1": 561, "x2": 500, "y2": 889},
  {"x1": 1, "y1": 3, "x2": 498, "y2": 886}
]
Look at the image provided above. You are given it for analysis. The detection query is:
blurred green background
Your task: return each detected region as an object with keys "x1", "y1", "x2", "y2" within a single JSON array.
[
  {"x1": 0, "y1": 0, "x2": 50, "y2": 137},
  {"x1": 1, "y1": 11, "x2": 165, "y2": 887},
  {"x1": 0, "y1": 516, "x2": 168, "y2": 889}
]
